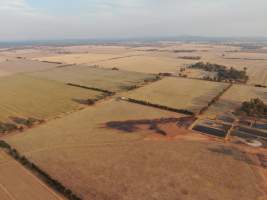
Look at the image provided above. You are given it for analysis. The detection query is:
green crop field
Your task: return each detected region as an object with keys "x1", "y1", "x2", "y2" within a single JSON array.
[
  {"x1": 4, "y1": 100, "x2": 263, "y2": 200},
  {"x1": 0, "y1": 74, "x2": 102, "y2": 124},
  {"x1": 123, "y1": 77, "x2": 229, "y2": 114},
  {"x1": 29, "y1": 65, "x2": 158, "y2": 92}
]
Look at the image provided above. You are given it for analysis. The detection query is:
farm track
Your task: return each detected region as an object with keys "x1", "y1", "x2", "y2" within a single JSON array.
[
  {"x1": 0, "y1": 183, "x2": 16, "y2": 200},
  {"x1": 0, "y1": 150, "x2": 65, "y2": 200},
  {"x1": 10, "y1": 156, "x2": 65, "y2": 200}
]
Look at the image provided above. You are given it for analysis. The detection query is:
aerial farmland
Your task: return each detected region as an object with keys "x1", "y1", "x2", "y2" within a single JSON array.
[
  {"x1": 0, "y1": 42, "x2": 266, "y2": 200},
  {"x1": 5, "y1": 100, "x2": 265, "y2": 200}
]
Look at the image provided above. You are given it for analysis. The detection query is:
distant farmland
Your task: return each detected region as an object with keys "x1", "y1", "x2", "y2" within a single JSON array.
[
  {"x1": 97, "y1": 54, "x2": 197, "y2": 74},
  {"x1": 5, "y1": 100, "x2": 263, "y2": 200},
  {"x1": 204, "y1": 84, "x2": 267, "y2": 118},
  {"x1": 0, "y1": 74, "x2": 102, "y2": 123},
  {"x1": 30, "y1": 65, "x2": 158, "y2": 92},
  {"x1": 0, "y1": 59, "x2": 59, "y2": 77},
  {"x1": 34, "y1": 53, "x2": 137, "y2": 65},
  {"x1": 124, "y1": 77, "x2": 229, "y2": 114}
]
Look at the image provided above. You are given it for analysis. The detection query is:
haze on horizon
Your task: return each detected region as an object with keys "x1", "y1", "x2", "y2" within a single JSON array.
[{"x1": 0, "y1": 0, "x2": 267, "y2": 41}]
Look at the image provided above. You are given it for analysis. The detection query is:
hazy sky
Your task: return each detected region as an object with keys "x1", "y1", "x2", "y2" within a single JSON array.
[{"x1": 0, "y1": 0, "x2": 267, "y2": 41}]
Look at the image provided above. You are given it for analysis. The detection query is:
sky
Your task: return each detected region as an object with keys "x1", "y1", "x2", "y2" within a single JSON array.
[{"x1": 0, "y1": 0, "x2": 267, "y2": 41}]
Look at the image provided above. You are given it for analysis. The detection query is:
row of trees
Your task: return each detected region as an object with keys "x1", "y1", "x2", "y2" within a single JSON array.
[
  {"x1": 198, "y1": 84, "x2": 233, "y2": 115},
  {"x1": 126, "y1": 98, "x2": 194, "y2": 115},
  {"x1": 0, "y1": 117, "x2": 44, "y2": 134},
  {"x1": 67, "y1": 83, "x2": 115, "y2": 95},
  {"x1": 0, "y1": 140, "x2": 82, "y2": 200}
]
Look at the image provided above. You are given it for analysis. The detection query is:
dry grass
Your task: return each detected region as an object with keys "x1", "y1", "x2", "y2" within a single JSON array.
[
  {"x1": 61, "y1": 45, "x2": 136, "y2": 54},
  {"x1": 5, "y1": 100, "x2": 264, "y2": 200},
  {"x1": 30, "y1": 65, "x2": 157, "y2": 92},
  {"x1": 34, "y1": 53, "x2": 140, "y2": 65},
  {"x1": 0, "y1": 74, "x2": 102, "y2": 123},
  {"x1": 97, "y1": 54, "x2": 197, "y2": 74},
  {"x1": 124, "y1": 77, "x2": 229, "y2": 113},
  {"x1": 204, "y1": 84, "x2": 267, "y2": 118},
  {"x1": 0, "y1": 59, "x2": 59, "y2": 77},
  {"x1": 0, "y1": 150, "x2": 62, "y2": 200}
]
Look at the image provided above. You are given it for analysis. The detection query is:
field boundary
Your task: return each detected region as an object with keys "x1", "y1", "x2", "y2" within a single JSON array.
[
  {"x1": 40, "y1": 60, "x2": 63, "y2": 65},
  {"x1": 120, "y1": 97, "x2": 194, "y2": 115},
  {"x1": 198, "y1": 83, "x2": 233, "y2": 115},
  {"x1": 0, "y1": 140, "x2": 82, "y2": 200},
  {"x1": 67, "y1": 83, "x2": 115, "y2": 95}
]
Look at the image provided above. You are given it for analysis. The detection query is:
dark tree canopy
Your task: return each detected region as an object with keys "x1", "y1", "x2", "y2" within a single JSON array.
[
  {"x1": 189, "y1": 62, "x2": 248, "y2": 82},
  {"x1": 237, "y1": 98, "x2": 267, "y2": 117}
]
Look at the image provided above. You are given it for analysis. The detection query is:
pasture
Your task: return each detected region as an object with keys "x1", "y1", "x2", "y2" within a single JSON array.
[
  {"x1": 0, "y1": 150, "x2": 62, "y2": 200},
  {"x1": 30, "y1": 65, "x2": 158, "y2": 92},
  {"x1": 97, "y1": 54, "x2": 197, "y2": 74},
  {"x1": 0, "y1": 59, "x2": 59, "y2": 77},
  {"x1": 124, "y1": 77, "x2": 229, "y2": 114},
  {"x1": 5, "y1": 100, "x2": 264, "y2": 200},
  {"x1": 204, "y1": 84, "x2": 267, "y2": 118},
  {"x1": 34, "y1": 52, "x2": 139, "y2": 65},
  {"x1": 0, "y1": 74, "x2": 102, "y2": 123},
  {"x1": 60, "y1": 45, "x2": 137, "y2": 55}
]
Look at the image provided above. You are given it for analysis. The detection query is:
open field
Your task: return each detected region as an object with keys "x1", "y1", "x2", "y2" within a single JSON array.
[
  {"x1": 204, "y1": 84, "x2": 267, "y2": 118},
  {"x1": 0, "y1": 47, "x2": 58, "y2": 60},
  {"x1": 0, "y1": 74, "x2": 102, "y2": 123},
  {"x1": 30, "y1": 65, "x2": 158, "y2": 92},
  {"x1": 123, "y1": 77, "x2": 229, "y2": 114},
  {"x1": 4, "y1": 100, "x2": 265, "y2": 200},
  {"x1": 0, "y1": 150, "x2": 63, "y2": 200},
  {"x1": 34, "y1": 52, "x2": 143, "y2": 65},
  {"x1": 0, "y1": 59, "x2": 60, "y2": 77},
  {"x1": 0, "y1": 57, "x2": 7, "y2": 63},
  {"x1": 61, "y1": 45, "x2": 136, "y2": 54},
  {"x1": 97, "y1": 54, "x2": 197, "y2": 74}
]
